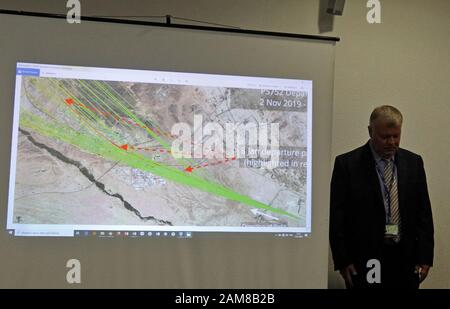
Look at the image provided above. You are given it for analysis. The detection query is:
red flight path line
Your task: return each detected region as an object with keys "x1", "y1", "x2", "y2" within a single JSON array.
[
  {"x1": 65, "y1": 98, "x2": 125, "y2": 150},
  {"x1": 65, "y1": 98, "x2": 236, "y2": 171},
  {"x1": 65, "y1": 98, "x2": 174, "y2": 139},
  {"x1": 129, "y1": 144, "x2": 236, "y2": 172},
  {"x1": 184, "y1": 156, "x2": 236, "y2": 172}
]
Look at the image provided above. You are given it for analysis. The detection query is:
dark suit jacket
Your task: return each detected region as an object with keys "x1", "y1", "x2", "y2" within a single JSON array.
[{"x1": 329, "y1": 142, "x2": 434, "y2": 272}]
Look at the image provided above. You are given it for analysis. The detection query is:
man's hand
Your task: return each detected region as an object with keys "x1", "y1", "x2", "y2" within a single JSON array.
[
  {"x1": 339, "y1": 264, "x2": 358, "y2": 289},
  {"x1": 415, "y1": 264, "x2": 430, "y2": 283}
]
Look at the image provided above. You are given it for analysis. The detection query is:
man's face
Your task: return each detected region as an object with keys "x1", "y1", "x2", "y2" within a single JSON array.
[{"x1": 368, "y1": 119, "x2": 402, "y2": 159}]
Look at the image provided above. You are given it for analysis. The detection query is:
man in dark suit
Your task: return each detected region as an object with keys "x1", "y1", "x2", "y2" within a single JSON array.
[{"x1": 329, "y1": 105, "x2": 434, "y2": 288}]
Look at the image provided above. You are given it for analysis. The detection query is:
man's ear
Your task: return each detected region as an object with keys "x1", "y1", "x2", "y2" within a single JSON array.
[{"x1": 368, "y1": 126, "x2": 373, "y2": 138}]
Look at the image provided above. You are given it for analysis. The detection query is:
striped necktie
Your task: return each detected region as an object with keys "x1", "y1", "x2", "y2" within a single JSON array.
[{"x1": 383, "y1": 159, "x2": 401, "y2": 239}]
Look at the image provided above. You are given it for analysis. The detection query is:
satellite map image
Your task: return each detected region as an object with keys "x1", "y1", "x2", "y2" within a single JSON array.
[{"x1": 11, "y1": 73, "x2": 310, "y2": 230}]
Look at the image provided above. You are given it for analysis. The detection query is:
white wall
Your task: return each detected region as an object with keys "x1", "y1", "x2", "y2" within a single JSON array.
[{"x1": 0, "y1": 0, "x2": 448, "y2": 288}]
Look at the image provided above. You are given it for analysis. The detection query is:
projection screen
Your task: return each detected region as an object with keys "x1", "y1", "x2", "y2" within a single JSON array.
[{"x1": 0, "y1": 13, "x2": 335, "y2": 288}]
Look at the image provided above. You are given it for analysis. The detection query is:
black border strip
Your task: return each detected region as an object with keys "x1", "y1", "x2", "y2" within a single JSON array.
[{"x1": 0, "y1": 9, "x2": 340, "y2": 42}]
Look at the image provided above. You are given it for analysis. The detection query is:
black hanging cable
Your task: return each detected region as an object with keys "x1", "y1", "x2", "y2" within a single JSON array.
[
  {"x1": 170, "y1": 16, "x2": 242, "y2": 29},
  {"x1": 87, "y1": 15, "x2": 166, "y2": 19},
  {"x1": 85, "y1": 14, "x2": 242, "y2": 29}
]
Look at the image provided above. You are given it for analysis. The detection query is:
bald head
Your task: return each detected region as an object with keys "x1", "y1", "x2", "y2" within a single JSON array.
[{"x1": 368, "y1": 105, "x2": 403, "y2": 159}]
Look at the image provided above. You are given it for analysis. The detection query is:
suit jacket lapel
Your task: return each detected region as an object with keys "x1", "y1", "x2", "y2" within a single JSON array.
[
  {"x1": 362, "y1": 142, "x2": 385, "y2": 213},
  {"x1": 396, "y1": 149, "x2": 407, "y2": 222}
]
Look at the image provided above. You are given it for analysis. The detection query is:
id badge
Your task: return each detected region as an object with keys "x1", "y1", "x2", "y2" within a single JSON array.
[{"x1": 385, "y1": 224, "x2": 399, "y2": 236}]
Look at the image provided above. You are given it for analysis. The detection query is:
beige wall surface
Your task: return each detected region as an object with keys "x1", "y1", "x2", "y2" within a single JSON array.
[
  {"x1": 328, "y1": 0, "x2": 450, "y2": 289},
  {"x1": 0, "y1": 0, "x2": 448, "y2": 288}
]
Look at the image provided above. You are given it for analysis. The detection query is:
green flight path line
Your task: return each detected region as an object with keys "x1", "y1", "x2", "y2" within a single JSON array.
[
  {"x1": 85, "y1": 79, "x2": 213, "y2": 180},
  {"x1": 19, "y1": 109, "x2": 300, "y2": 220},
  {"x1": 56, "y1": 78, "x2": 213, "y2": 181}
]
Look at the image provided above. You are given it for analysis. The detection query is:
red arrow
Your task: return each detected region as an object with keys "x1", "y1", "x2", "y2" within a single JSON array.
[
  {"x1": 119, "y1": 144, "x2": 129, "y2": 151},
  {"x1": 65, "y1": 98, "x2": 74, "y2": 106},
  {"x1": 184, "y1": 166, "x2": 193, "y2": 173}
]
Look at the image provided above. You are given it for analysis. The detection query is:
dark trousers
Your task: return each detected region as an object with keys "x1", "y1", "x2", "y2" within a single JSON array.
[
  {"x1": 380, "y1": 239, "x2": 420, "y2": 289},
  {"x1": 350, "y1": 239, "x2": 420, "y2": 289}
]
